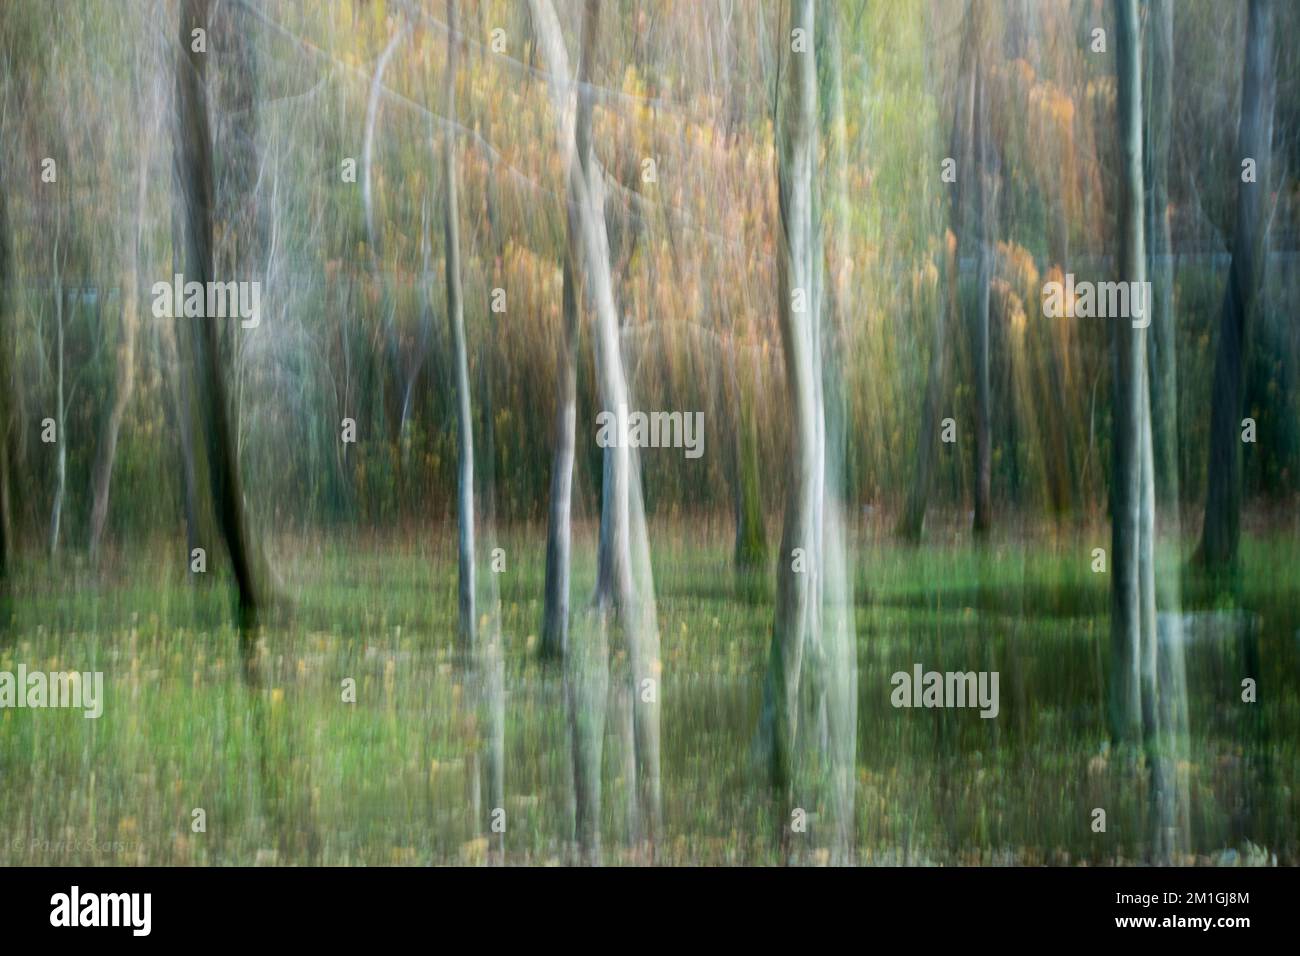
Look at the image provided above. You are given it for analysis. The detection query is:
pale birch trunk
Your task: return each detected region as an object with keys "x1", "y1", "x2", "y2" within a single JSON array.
[
  {"x1": 443, "y1": 0, "x2": 476, "y2": 653},
  {"x1": 760, "y1": 0, "x2": 855, "y2": 860},
  {"x1": 529, "y1": 0, "x2": 662, "y2": 853}
]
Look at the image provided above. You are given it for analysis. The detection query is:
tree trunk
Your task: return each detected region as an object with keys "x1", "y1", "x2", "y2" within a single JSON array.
[
  {"x1": 760, "y1": 0, "x2": 859, "y2": 859},
  {"x1": 764, "y1": 0, "x2": 821, "y2": 809},
  {"x1": 1108, "y1": 0, "x2": 1153, "y2": 749},
  {"x1": 0, "y1": 169, "x2": 12, "y2": 602},
  {"x1": 970, "y1": 63, "x2": 994, "y2": 537},
  {"x1": 89, "y1": 148, "x2": 148, "y2": 558},
  {"x1": 731, "y1": 351, "x2": 767, "y2": 574},
  {"x1": 898, "y1": 236, "x2": 953, "y2": 540},
  {"x1": 541, "y1": 248, "x2": 579, "y2": 660},
  {"x1": 49, "y1": 281, "x2": 66, "y2": 558},
  {"x1": 1200, "y1": 0, "x2": 1274, "y2": 576},
  {"x1": 529, "y1": 0, "x2": 663, "y2": 851},
  {"x1": 1144, "y1": 0, "x2": 1177, "y2": 512},
  {"x1": 901, "y1": 2, "x2": 984, "y2": 539},
  {"x1": 1144, "y1": 0, "x2": 1190, "y2": 862},
  {"x1": 443, "y1": 0, "x2": 476, "y2": 654},
  {"x1": 175, "y1": 0, "x2": 263, "y2": 638},
  {"x1": 158, "y1": 260, "x2": 215, "y2": 571}
]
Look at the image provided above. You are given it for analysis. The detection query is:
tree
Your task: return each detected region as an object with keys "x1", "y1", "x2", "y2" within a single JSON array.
[
  {"x1": 0, "y1": 147, "x2": 11, "y2": 601},
  {"x1": 174, "y1": 0, "x2": 264, "y2": 646},
  {"x1": 47, "y1": 227, "x2": 66, "y2": 557},
  {"x1": 529, "y1": 0, "x2": 663, "y2": 852},
  {"x1": 1200, "y1": 0, "x2": 1275, "y2": 577},
  {"x1": 760, "y1": 0, "x2": 856, "y2": 860},
  {"x1": 1144, "y1": 0, "x2": 1177, "y2": 512},
  {"x1": 443, "y1": 0, "x2": 476, "y2": 653},
  {"x1": 1143, "y1": 0, "x2": 1190, "y2": 862},
  {"x1": 540, "y1": 247, "x2": 579, "y2": 660},
  {"x1": 730, "y1": 344, "x2": 767, "y2": 581},
  {"x1": 1108, "y1": 0, "x2": 1155, "y2": 751},
  {"x1": 899, "y1": 0, "x2": 997, "y2": 541}
]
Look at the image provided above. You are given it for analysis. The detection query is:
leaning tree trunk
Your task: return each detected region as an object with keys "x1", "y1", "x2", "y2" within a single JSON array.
[
  {"x1": 175, "y1": 0, "x2": 263, "y2": 641},
  {"x1": 49, "y1": 279, "x2": 66, "y2": 558},
  {"x1": 442, "y1": 0, "x2": 477, "y2": 654},
  {"x1": 177, "y1": 0, "x2": 318, "y2": 863},
  {"x1": 529, "y1": 0, "x2": 663, "y2": 853},
  {"x1": 1200, "y1": 0, "x2": 1274, "y2": 576}
]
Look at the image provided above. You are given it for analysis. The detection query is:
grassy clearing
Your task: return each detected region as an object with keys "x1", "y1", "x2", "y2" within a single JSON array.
[{"x1": 1, "y1": 521, "x2": 1295, "y2": 865}]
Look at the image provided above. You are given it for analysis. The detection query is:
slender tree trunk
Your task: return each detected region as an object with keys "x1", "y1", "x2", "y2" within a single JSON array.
[
  {"x1": 731, "y1": 348, "x2": 766, "y2": 574},
  {"x1": 49, "y1": 282, "x2": 65, "y2": 558},
  {"x1": 565, "y1": 3, "x2": 634, "y2": 623},
  {"x1": 1200, "y1": 0, "x2": 1274, "y2": 576},
  {"x1": 89, "y1": 149, "x2": 148, "y2": 558},
  {"x1": 1143, "y1": 0, "x2": 1190, "y2": 862},
  {"x1": 541, "y1": 248, "x2": 579, "y2": 659},
  {"x1": 898, "y1": 237, "x2": 953, "y2": 540},
  {"x1": 87, "y1": 286, "x2": 137, "y2": 559},
  {"x1": 469, "y1": 4, "x2": 507, "y2": 861},
  {"x1": 971, "y1": 64, "x2": 994, "y2": 537},
  {"x1": 902, "y1": 3, "x2": 981, "y2": 539},
  {"x1": 1109, "y1": 0, "x2": 1153, "y2": 749},
  {"x1": 443, "y1": 0, "x2": 476, "y2": 653},
  {"x1": 1144, "y1": 0, "x2": 1177, "y2": 512},
  {"x1": 0, "y1": 171, "x2": 12, "y2": 604}
]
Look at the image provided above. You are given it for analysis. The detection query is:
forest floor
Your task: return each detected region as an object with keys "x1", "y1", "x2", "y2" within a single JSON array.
[{"x1": 1, "y1": 518, "x2": 1295, "y2": 865}]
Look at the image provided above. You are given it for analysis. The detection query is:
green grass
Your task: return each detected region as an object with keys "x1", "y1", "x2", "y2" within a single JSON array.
[{"x1": 0, "y1": 521, "x2": 1295, "y2": 865}]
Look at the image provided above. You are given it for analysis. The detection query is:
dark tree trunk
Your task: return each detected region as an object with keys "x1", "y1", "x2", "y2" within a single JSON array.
[
  {"x1": 897, "y1": 237, "x2": 952, "y2": 541},
  {"x1": 732, "y1": 371, "x2": 767, "y2": 572},
  {"x1": 175, "y1": 0, "x2": 263, "y2": 641},
  {"x1": 1200, "y1": 0, "x2": 1274, "y2": 576},
  {"x1": 1144, "y1": 0, "x2": 1177, "y2": 512}
]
